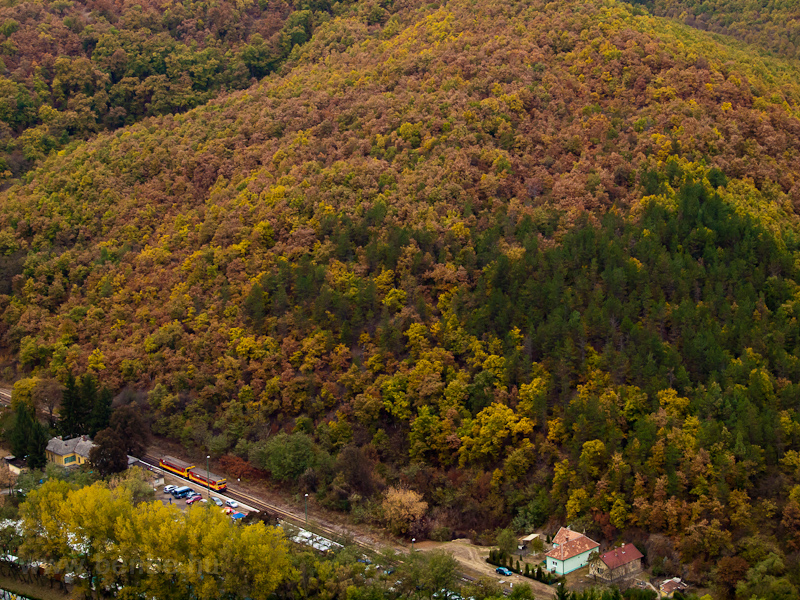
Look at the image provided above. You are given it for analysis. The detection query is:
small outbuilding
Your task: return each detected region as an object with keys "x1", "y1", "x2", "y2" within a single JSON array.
[
  {"x1": 590, "y1": 543, "x2": 643, "y2": 582},
  {"x1": 3, "y1": 456, "x2": 27, "y2": 476},
  {"x1": 518, "y1": 533, "x2": 540, "y2": 551},
  {"x1": 660, "y1": 577, "x2": 688, "y2": 597}
]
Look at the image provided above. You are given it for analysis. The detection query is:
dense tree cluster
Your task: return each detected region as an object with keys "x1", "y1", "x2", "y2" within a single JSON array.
[
  {"x1": 5, "y1": 472, "x2": 541, "y2": 600},
  {"x1": 0, "y1": 0, "x2": 394, "y2": 178},
  {"x1": 635, "y1": 0, "x2": 800, "y2": 60},
  {"x1": 17, "y1": 477, "x2": 290, "y2": 600},
  {"x1": 1, "y1": 0, "x2": 800, "y2": 595}
]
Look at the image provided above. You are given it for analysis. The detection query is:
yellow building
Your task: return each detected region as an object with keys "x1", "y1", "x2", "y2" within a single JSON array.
[{"x1": 45, "y1": 436, "x2": 96, "y2": 467}]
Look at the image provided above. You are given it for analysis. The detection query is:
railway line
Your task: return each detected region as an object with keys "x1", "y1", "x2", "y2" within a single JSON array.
[
  {"x1": 139, "y1": 453, "x2": 488, "y2": 591},
  {"x1": 0, "y1": 386, "x2": 11, "y2": 406},
  {"x1": 139, "y1": 454, "x2": 480, "y2": 580},
  {"x1": 140, "y1": 454, "x2": 369, "y2": 551}
]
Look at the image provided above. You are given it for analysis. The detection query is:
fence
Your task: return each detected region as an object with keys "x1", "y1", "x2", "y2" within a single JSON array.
[{"x1": 0, "y1": 589, "x2": 35, "y2": 600}]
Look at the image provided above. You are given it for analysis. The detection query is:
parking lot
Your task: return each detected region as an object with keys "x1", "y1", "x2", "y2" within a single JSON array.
[{"x1": 155, "y1": 473, "x2": 251, "y2": 515}]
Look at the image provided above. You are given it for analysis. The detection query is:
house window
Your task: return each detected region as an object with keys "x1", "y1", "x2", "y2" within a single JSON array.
[{"x1": 64, "y1": 456, "x2": 76, "y2": 464}]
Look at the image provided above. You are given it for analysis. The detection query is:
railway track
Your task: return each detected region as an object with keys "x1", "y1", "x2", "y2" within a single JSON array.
[
  {"x1": 140, "y1": 454, "x2": 370, "y2": 552},
  {"x1": 139, "y1": 453, "x2": 485, "y2": 590},
  {"x1": 0, "y1": 387, "x2": 11, "y2": 406}
]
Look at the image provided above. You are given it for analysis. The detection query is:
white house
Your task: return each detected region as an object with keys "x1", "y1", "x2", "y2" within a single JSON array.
[{"x1": 545, "y1": 528, "x2": 599, "y2": 575}]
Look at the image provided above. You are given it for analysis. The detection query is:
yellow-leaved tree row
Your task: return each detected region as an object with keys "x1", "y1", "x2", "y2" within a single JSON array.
[{"x1": 19, "y1": 480, "x2": 291, "y2": 600}]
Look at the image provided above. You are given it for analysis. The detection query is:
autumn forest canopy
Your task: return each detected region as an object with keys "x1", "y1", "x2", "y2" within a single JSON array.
[{"x1": 2, "y1": 0, "x2": 800, "y2": 595}]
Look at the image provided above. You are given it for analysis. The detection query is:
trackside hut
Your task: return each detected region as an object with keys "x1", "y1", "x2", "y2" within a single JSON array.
[{"x1": 545, "y1": 530, "x2": 600, "y2": 575}]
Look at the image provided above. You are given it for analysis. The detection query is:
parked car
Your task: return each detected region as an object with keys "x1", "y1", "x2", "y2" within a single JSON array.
[
  {"x1": 186, "y1": 494, "x2": 203, "y2": 504},
  {"x1": 495, "y1": 567, "x2": 512, "y2": 576},
  {"x1": 164, "y1": 485, "x2": 176, "y2": 494},
  {"x1": 225, "y1": 499, "x2": 239, "y2": 508},
  {"x1": 211, "y1": 497, "x2": 224, "y2": 507},
  {"x1": 172, "y1": 486, "x2": 193, "y2": 498}
]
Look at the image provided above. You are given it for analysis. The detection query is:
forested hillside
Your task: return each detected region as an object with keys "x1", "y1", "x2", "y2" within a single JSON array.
[
  {"x1": 0, "y1": 0, "x2": 392, "y2": 177},
  {"x1": 2, "y1": 0, "x2": 800, "y2": 594},
  {"x1": 638, "y1": 0, "x2": 800, "y2": 60}
]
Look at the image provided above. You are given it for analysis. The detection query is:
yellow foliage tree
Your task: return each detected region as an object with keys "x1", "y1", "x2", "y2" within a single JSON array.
[
  {"x1": 458, "y1": 402, "x2": 533, "y2": 465},
  {"x1": 382, "y1": 487, "x2": 428, "y2": 536}
]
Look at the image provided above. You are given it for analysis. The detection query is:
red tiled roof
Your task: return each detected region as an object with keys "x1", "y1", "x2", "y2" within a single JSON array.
[
  {"x1": 546, "y1": 534, "x2": 599, "y2": 561},
  {"x1": 600, "y1": 543, "x2": 643, "y2": 570},
  {"x1": 552, "y1": 527, "x2": 574, "y2": 546},
  {"x1": 660, "y1": 578, "x2": 687, "y2": 594}
]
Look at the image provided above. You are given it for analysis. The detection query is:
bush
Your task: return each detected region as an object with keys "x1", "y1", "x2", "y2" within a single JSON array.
[
  {"x1": 381, "y1": 487, "x2": 428, "y2": 536},
  {"x1": 431, "y1": 525, "x2": 452, "y2": 542},
  {"x1": 257, "y1": 432, "x2": 319, "y2": 481}
]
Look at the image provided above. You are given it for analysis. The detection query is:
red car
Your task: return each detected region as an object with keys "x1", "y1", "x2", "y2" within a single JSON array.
[{"x1": 186, "y1": 494, "x2": 203, "y2": 504}]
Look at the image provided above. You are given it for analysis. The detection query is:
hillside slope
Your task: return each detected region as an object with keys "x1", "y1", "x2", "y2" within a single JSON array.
[
  {"x1": 638, "y1": 0, "x2": 800, "y2": 60},
  {"x1": 0, "y1": 0, "x2": 392, "y2": 178},
  {"x1": 3, "y1": 0, "x2": 800, "y2": 590}
]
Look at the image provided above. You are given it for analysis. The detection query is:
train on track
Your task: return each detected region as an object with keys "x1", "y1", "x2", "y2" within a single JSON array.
[{"x1": 159, "y1": 456, "x2": 227, "y2": 491}]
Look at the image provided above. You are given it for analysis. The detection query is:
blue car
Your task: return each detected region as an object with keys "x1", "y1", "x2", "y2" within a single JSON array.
[{"x1": 495, "y1": 567, "x2": 513, "y2": 576}]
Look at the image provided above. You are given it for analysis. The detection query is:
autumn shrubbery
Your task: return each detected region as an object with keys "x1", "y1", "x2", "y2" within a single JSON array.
[
  {"x1": 219, "y1": 455, "x2": 267, "y2": 481},
  {"x1": 4, "y1": 0, "x2": 800, "y2": 591},
  {"x1": 380, "y1": 487, "x2": 428, "y2": 537}
]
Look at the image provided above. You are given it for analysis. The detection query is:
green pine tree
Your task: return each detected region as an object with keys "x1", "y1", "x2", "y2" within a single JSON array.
[
  {"x1": 555, "y1": 582, "x2": 570, "y2": 600},
  {"x1": 11, "y1": 403, "x2": 48, "y2": 469},
  {"x1": 11, "y1": 403, "x2": 33, "y2": 458},
  {"x1": 28, "y1": 421, "x2": 48, "y2": 469},
  {"x1": 59, "y1": 372, "x2": 80, "y2": 438},
  {"x1": 89, "y1": 387, "x2": 113, "y2": 437},
  {"x1": 77, "y1": 374, "x2": 97, "y2": 434}
]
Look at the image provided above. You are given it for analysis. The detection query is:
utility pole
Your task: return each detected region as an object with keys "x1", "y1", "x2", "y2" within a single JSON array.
[
  {"x1": 206, "y1": 455, "x2": 210, "y2": 499},
  {"x1": 305, "y1": 493, "x2": 309, "y2": 524}
]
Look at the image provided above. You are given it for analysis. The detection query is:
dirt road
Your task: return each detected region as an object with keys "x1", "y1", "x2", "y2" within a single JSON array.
[
  {"x1": 145, "y1": 443, "x2": 555, "y2": 595},
  {"x1": 416, "y1": 540, "x2": 556, "y2": 598}
]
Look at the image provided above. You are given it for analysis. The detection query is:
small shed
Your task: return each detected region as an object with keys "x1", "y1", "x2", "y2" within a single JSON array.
[
  {"x1": 3, "y1": 456, "x2": 27, "y2": 476},
  {"x1": 518, "y1": 533, "x2": 540, "y2": 551},
  {"x1": 660, "y1": 577, "x2": 688, "y2": 597}
]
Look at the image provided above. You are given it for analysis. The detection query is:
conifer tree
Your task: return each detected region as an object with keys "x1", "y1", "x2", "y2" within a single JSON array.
[
  {"x1": 59, "y1": 372, "x2": 80, "y2": 438},
  {"x1": 28, "y1": 421, "x2": 48, "y2": 469},
  {"x1": 89, "y1": 387, "x2": 113, "y2": 437},
  {"x1": 77, "y1": 375, "x2": 97, "y2": 434},
  {"x1": 11, "y1": 403, "x2": 48, "y2": 469},
  {"x1": 11, "y1": 403, "x2": 33, "y2": 458}
]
